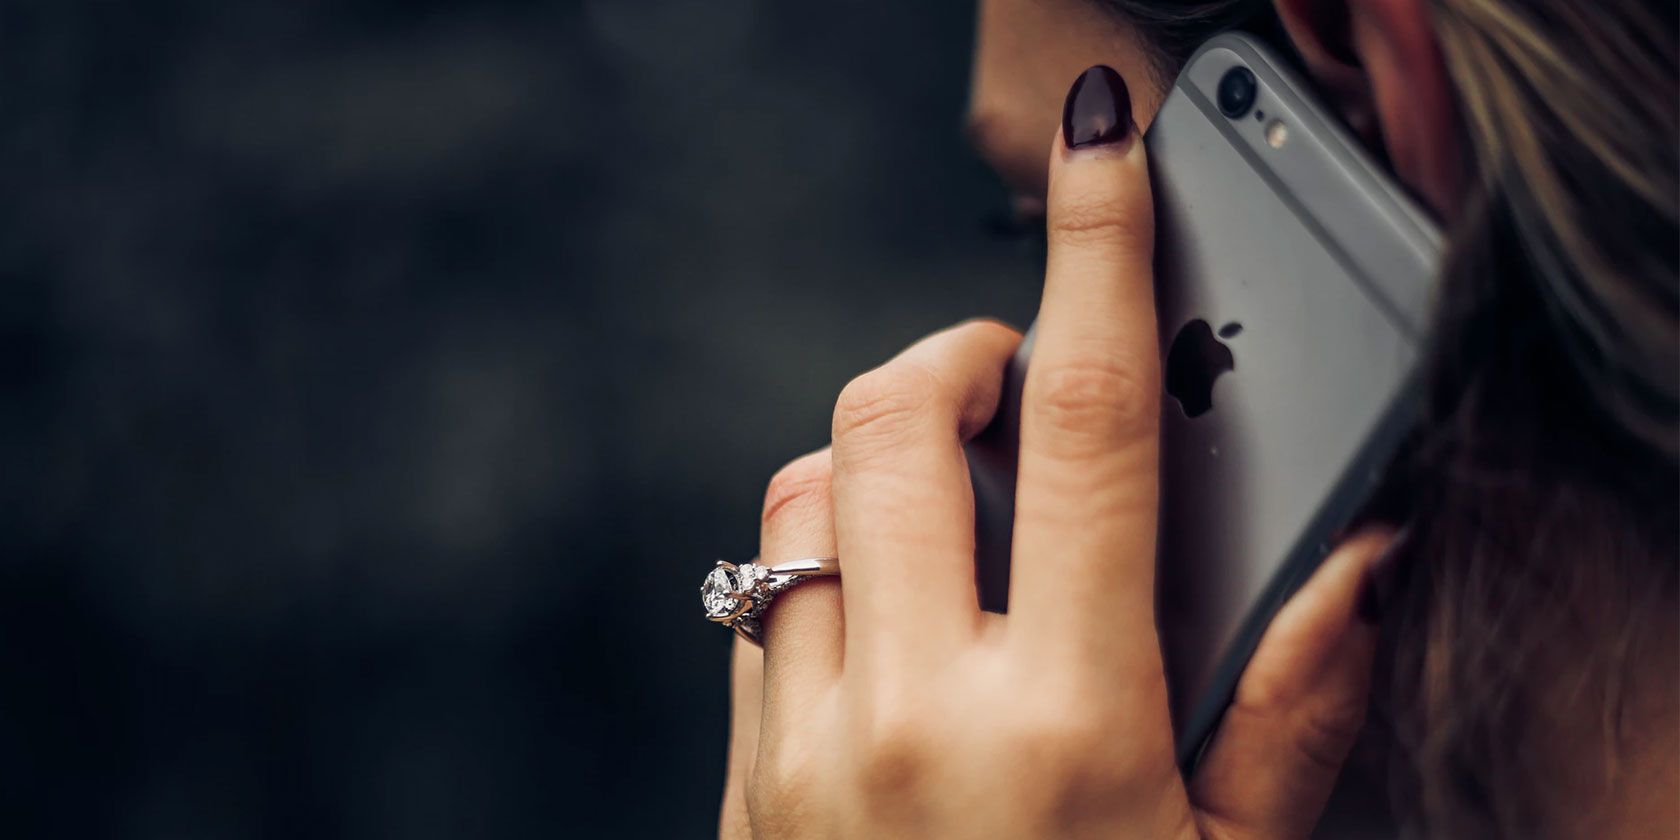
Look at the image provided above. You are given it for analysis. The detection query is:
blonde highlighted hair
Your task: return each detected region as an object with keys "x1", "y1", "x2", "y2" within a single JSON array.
[{"x1": 1390, "y1": 0, "x2": 1676, "y2": 835}]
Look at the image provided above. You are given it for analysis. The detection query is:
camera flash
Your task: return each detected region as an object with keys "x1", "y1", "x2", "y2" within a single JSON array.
[{"x1": 1265, "y1": 119, "x2": 1289, "y2": 149}]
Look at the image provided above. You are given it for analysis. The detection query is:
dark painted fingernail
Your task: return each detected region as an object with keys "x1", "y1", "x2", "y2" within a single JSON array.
[
  {"x1": 1356, "y1": 527, "x2": 1411, "y2": 624},
  {"x1": 1062, "y1": 65, "x2": 1134, "y2": 150}
]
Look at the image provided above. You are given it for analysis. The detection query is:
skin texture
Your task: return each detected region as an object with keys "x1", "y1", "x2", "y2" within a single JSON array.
[
  {"x1": 721, "y1": 90, "x2": 1395, "y2": 839},
  {"x1": 721, "y1": 0, "x2": 1678, "y2": 835}
]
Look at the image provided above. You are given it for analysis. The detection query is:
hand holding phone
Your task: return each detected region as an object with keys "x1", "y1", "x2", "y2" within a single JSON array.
[
  {"x1": 966, "y1": 32, "x2": 1441, "y2": 770},
  {"x1": 727, "y1": 53, "x2": 1426, "y2": 839}
]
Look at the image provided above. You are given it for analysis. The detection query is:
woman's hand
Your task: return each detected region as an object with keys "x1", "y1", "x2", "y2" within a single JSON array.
[{"x1": 720, "y1": 66, "x2": 1394, "y2": 840}]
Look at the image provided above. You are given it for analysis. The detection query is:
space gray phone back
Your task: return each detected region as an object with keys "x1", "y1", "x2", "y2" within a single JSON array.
[{"x1": 966, "y1": 32, "x2": 1442, "y2": 771}]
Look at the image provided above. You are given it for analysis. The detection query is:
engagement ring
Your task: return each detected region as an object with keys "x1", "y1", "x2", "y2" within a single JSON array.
[{"x1": 701, "y1": 556, "x2": 840, "y2": 645}]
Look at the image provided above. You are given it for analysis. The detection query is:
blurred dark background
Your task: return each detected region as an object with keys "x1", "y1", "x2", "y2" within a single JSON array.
[{"x1": 0, "y1": 0, "x2": 1040, "y2": 836}]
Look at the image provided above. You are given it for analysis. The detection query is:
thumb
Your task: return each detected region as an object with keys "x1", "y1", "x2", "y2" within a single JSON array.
[{"x1": 1188, "y1": 527, "x2": 1402, "y2": 840}]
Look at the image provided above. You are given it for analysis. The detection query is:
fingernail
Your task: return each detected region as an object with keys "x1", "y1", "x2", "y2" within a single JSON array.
[
  {"x1": 1062, "y1": 65, "x2": 1134, "y2": 150},
  {"x1": 1357, "y1": 527, "x2": 1411, "y2": 625}
]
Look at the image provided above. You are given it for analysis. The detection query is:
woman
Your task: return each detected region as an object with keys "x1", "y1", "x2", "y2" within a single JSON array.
[{"x1": 718, "y1": 0, "x2": 1677, "y2": 836}]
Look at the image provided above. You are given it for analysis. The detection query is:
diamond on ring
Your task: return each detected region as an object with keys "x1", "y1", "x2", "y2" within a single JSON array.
[
  {"x1": 701, "y1": 564, "x2": 749, "y2": 620},
  {"x1": 700, "y1": 557, "x2": 841, "y2": 645}
]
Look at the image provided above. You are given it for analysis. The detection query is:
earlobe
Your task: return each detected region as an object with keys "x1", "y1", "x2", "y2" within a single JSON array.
[{"x1": 1274, "y1": 0, "x2": 1467, "y2": 220}]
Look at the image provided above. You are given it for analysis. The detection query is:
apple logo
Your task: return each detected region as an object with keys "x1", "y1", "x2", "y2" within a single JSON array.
[{"x1": 1165, "y1": 319, "x2": 1241, "y2": 418}]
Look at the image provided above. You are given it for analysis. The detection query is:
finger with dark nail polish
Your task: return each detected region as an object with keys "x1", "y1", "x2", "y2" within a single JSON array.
[{"x1": 1062, "y1": 65, "x2": 1134, "y2": 150}]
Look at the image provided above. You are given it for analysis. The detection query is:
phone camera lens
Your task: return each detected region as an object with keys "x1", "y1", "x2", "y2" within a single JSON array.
[{"x1": 1217, "y1": 67, "x2": 1258, "y2": 119}]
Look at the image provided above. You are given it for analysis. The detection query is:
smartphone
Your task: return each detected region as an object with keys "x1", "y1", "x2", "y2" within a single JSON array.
[{"x1": 965, "y1": 32, "x2": 1442, "y2": 772}]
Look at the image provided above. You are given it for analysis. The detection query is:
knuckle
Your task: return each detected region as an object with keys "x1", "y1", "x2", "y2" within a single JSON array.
[
  {"x1": 1288, "y1": 696, "x2": 1369, "y2": 773},
  {"x1": 1228, "y1": 685, "x2": 1366, "y2": 776},
  {"x1": 761, "y1": 453, "x2": 831, "y2": 527},
  {"x1": 951, "y1": 316, "x2": 1024, "y2": 348},
  {"x1": 1228, "y1": 671, "x2": 1290, "y2": 724},
  {"x1": 853, "y1": 708, "x2": 938, "y2": 810},
  {"x1": 1028, "y1": 352, "x2": 1158, "y2": 454},
  {"x1": 1047, "y1": 190, "x2": 1150, "y2": 251},
  {"x1": 831, "y1": 364, "x2": 942, "y2": 451}
]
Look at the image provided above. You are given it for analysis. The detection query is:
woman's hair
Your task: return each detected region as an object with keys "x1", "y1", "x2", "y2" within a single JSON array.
[
  {"x1": 1387, "y1": 1, "x2": 1676, "y2": 834},
  {"x1": 1103, "y1": 0, "x2": 1679, "y2": 835}
]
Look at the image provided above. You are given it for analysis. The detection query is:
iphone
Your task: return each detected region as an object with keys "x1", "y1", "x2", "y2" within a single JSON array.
[{"x1": 966, "y1": 32, "x2": 1442, "y2": 770}]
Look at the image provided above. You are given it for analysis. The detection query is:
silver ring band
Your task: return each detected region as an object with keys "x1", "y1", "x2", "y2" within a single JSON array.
[{"x1": 701, "y1": 557, "x2": 840, "y2": 645}]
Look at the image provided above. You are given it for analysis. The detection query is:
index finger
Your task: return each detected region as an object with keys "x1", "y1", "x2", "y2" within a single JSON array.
[{"x1": 1009, "y1": 66, "x2": 1165, "y2": 680}]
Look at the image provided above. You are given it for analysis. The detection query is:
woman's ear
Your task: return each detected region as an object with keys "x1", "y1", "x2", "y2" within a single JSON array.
[{"x1": 1273, "y1": 0, "x2": 1466, "y2": 219}]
